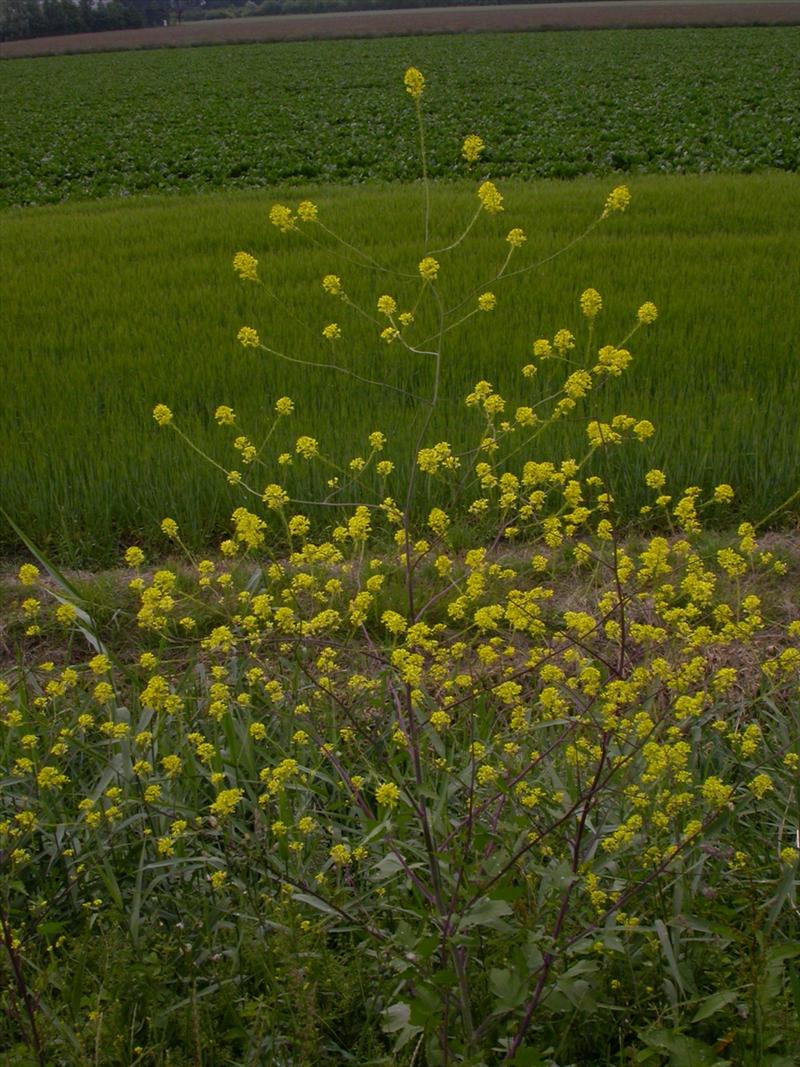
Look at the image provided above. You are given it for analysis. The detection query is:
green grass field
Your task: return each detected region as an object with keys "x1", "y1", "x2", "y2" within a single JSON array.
[
  {"x1": 1, "y1": 26, "x2": 798, "y2": 208},
  {"x1": 2, "y1": 172, "x2": 798, "y2": 564}
]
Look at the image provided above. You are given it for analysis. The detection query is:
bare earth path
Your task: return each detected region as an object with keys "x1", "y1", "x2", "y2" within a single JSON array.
[{"x1": 2, "y1": 1, "x2": 798, "y2": 58}]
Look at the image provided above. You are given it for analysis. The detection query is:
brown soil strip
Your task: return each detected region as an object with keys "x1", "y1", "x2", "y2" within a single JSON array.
[{"x1": 2, "y1": 1, "x2": 799, "y2": 59}]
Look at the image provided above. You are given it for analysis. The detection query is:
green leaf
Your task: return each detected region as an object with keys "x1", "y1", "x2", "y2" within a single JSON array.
[
  {"x1": 382, "y1": 1002, "x2": 422, "y2": 1051},
  {"x1": 490, "y1": 967, "x2": 528, "y2": 1011},
  {"x1": 639, "y1": 1028, "x2": 730, "y2": 1066},
  {"x1": 458, "y1": 896, "x2": 513, "y2": 931},
  {"x1": 691, "y1": 990, "x2": 738, "y2": 1023}
]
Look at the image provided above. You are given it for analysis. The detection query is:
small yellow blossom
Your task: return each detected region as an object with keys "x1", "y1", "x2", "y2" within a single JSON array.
[
  {"x1": 404, "y1": 67, "x2": 425, "y2": 99},
  {"x1": 418, "y1": 256, "x2": 440, "y2": 281},
  {"x1": 297, "y1": 200, "x2": 317, "y2": 222},
  {"x1": 637, "y1": 301, "x2": 658, "y2": 324},
  {"x1": 269, "y1": 203, "x2": 295, "y2": 232},
  {"x1": 233, "y1": 252, "x2": 258, "y2": 281},
  {"x1": 580, "y1": 288, "x2": 602, "y2": 318},
  {"x1": 477, "y1": 180, "x2": 503, "y2": 213},
  {"x1": 461, "y1": 134, "x2": 485, "y2": 162},
  {"x1": 375, "y1": 782, "x2": 401, "y2": 809},
  {"x1": 152, "y1": 404, "x2": 173, "y2": 426},
  {"x1": 237, "y1": 326, "x2": 260, "y2": 348},
  {"x1": 603, "y1": 185, "x2": 631, "y2": 216}
]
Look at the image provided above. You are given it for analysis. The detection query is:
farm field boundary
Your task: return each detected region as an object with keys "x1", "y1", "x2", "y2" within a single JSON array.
[{"x1": 2, "y1": 0, "x2": 799, "y2": 57}]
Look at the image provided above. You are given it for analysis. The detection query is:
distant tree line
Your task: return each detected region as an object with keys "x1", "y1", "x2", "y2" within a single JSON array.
[
  {"x1": 0, "y1": 0, "x2": 590, "y2": 41},
  {"x1": 0, "y1": 0, "x2": 181, "y2": 39}
]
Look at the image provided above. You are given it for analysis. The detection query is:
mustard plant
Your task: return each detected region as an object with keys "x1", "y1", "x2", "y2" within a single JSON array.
[{"x1": 2, "y1": 67, "x2": 799, "y2": 1066}]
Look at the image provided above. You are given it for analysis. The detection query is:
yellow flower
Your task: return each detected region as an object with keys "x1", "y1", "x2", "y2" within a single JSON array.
[
  {"x1": 748, "y1": 773, "x2": 773, "y2": 799},
  {"x1": 603, "y1": 185, "x2": 631, "y2": 217},
  {"x1": 275, "y1": 396, "x2": 294, "y2": 416},
  {"x1": 477, "y1": 292, "x2": 496, "y2": 312},
  {"x1": 553, "y1": 329, "x2": 575, "y2": 354},
  {"x1": 124, "y1": 546, "x2": 144, "y2": 567},
  {"x1": 403, "y1": 67, "x2": 425, "y2": 99},
  {"x1": 232, "y1": 252, "x2": 258, "y2": 281},
  {"x1": 418, "y1": 256, "x2": 439, "y2": 281},
  {"x1": 381, "y1": 326, "x2": 400, "y2": 343},
  {"x1": 152, "y1": 404, "x2": 173, "y2": 426},
  {"x1": 269, "y1": 203, "x2": 296, "y2": 232},
  {"x1": 580, "y1": 288, "x2": 602, "y2": 318},
  {"x1": 329, "y1": 843, "x2": 352, "y2": 865},
  {"x1": 637, "y1": 301, "x2": 658, "y2": 324},
  {"x1": 55, "y1": 603, "x2": 77, "y2": 626},
  {"x1": 322, "y1": 322, "x2": 341, "y2": 341},
  {"x1": 297, "y1": 200, "x2": 318, "y2": 222},
  {"x1": 295, "y1": 436, "x2": 319, "y2": 460},
  {"x1": 322, "y1": 274, "x2": 342, "y2": 296},
  {"x1": 506, "y1": 227, "x2": 526, "y2": 247},
  {"x1": 215, "y1": 405, "x2": 236, "y2": 425},
  {"x1": 377, "y1": 294, "x2": 397, "y2": 316},
  {"x1": 237, "y1": 326, "x2": 260, "y2": 348},
  {"x1": 477, "y1": 180, "x2": 503, "y2": 214},
  {"x1": 18, "y1": 563, "x2": 40, "y2": 585},
  {"x1": 160, "y1": 754, "x2": 182, "y2": 779},
  {"x1": 461, "y1": 134, "x2": 485, "y2": 163},
  {"x1": 37, "y1": 766, "x2": 68, "y2": 789},
  {"x1": 375, "y1": 782, "x2": 401, "y2": 809},
  {"x1": 262, "y1": 483, "x2": 288, "y2": 509},
  {"x1": 713, "y1": 483, "x2": 734, "y2": 504},
  {"x1": 160, "y1": 518, "x2": 179, "y2": 539},
  {"x1": 209, "y1": 788, "x2": 243, "y2": 819}
]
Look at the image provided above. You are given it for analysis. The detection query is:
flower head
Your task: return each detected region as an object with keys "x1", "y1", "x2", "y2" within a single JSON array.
[
  {"x1": 506, "y1": 227, "x2": 526, "y2": 248},
  {"x1": 18, "y1": 563, "x2": 40, "y2": 585},
  {"x1": 478, "y1": 181, "x2": 503, "y2": 214},
  {"x1": 580, "y1": 288, "x2": 603, "y2": 319},
  {"x1": 637, "y1": 301, "x2": 658, "y2": 325},
  {"x1": 377, "y1": 294, "x2": 397, "y2": 316},
  {"x1": 418, "y1": 256, "x2": 439, "y2": 281},
  {"x1": 297, "y1": 200, "x2": 318, "y2": 222},
  {"x1": 375, "y1": 781, "x2": 401, "y2": 809},
  {"x1": 215, "y1": 405, "x2": 236, "y2": 425},
  {"x1": 603, "y1": 185, "x2": 631, "y2": 217},
  {"x1": 295, "y1": 436, "x2": 319, "y2": 460},
  {"x1": 404, "y1": 67, "x2": 425, "y2": 99},
  {"x1": 478, "y1": 292, "x2": 496, "y2": 312},
  {"x1": 233, "y1": 252, "x2": 258, "y2": 281},
  {"x1": 153, "y1": 404, "x2": 173, "y2": 426},
  {"x1": 322, "y1": 322, "x2": 341, "y2": 341},
  {"x1": 237, "y1": 327, "x2": 260, "y2": 348},
  {"x1": 461, "y1": 134, "x2": 485, "y2": 163},
  {"x1": 269, "y1": 204, "x2": 296, "y2": 232},
  {"x1": 322, "y1": 274, "x2": 342, "y2": 296}
]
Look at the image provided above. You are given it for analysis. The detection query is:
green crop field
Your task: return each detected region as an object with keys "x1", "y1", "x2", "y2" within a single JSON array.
[
  {"x1": 1, "y1": 26, "x2": 799, "y2": 208},
  {"x1": 2, "y1": 172, "x2": 798, "y2": 565}
]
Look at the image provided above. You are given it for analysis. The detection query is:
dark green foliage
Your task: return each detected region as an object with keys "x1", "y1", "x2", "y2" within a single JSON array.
[{"x1": 1, "y1": 27, "x2": 799, "y2": 208}]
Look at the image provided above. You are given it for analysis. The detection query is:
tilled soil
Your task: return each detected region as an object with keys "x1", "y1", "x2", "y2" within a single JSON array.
[{"x1": 2, "y1": 1, "x2": 799, "y2": 59}]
